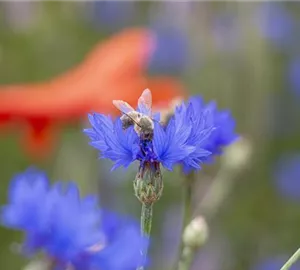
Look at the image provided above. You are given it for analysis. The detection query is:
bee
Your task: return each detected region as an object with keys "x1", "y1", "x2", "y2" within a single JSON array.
[{"x1": 113, "y1": 89, "x2": 154, "y2": 141}]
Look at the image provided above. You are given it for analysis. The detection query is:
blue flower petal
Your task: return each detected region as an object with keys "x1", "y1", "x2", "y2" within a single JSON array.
[{"x1": 85, "y1": 113, "x2": 139, "y2": 169}]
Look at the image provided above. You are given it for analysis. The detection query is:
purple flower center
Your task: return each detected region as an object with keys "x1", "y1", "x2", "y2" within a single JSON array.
[{"x1": 137, "y1": 140, "x2": 158, "y2": 163}]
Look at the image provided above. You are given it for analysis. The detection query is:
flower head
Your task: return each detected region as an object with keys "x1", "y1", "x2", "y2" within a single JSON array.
[
  {"x1": 84, "y1": 91, "x2": 238, "y2": 173},
  {"x1": 1, "y1": 168, "x2": 144, "y2": 270}
]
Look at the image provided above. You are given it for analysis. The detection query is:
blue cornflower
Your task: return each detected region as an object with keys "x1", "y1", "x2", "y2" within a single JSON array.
[
  {"x1": 1, "y1": 168, "x2": 144, "y2": 270},
  {"x1": 256, "y1": 2, "x2": 295, "y2": 49},
  {"x1": 273, "y1": 153, "x2": 300, "y2": 202},
  {"x1": 84, "y1": 94, "x2": 238, "y2": 173},
  {"x1": 85, "y1": 112, "x2": 195, "y2": 171},
  {"x1": 147, "y1": 27, "x2": 189, "y2": 75}
]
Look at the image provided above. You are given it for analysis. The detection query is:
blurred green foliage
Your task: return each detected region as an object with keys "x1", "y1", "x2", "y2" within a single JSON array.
[{"x1": 0, "y1": 2, "x2": 299, "y2": 270}]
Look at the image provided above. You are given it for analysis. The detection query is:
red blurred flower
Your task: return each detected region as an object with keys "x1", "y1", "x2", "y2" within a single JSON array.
[{"x1": 0, "y1": 28, "x2": 185, "y2": 158}]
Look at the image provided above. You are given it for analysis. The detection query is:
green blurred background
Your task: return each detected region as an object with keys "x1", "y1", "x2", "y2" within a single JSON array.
[{"x1": 0, "y1": 1, "x2": 300, "y2": 270}]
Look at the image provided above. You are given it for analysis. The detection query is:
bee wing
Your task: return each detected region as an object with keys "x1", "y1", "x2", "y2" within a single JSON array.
[
  {"x1": 138, "y1": 88, "x2": 152, "y2": 116},
  {"x1": 112, "y1": 100, "x2": 135, "y2": 114}
]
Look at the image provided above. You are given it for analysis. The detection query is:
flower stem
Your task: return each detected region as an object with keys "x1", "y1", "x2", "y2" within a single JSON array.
[
  {"x1": 177, "y1": 247, "x2": 195, "y2": 270},
  {"x1": 280, "y1": 248, "x2": 300, "y2": 270},
  {"x1": 141, "y1": 203, "x2": 153, "y2": 237},
  {"x1": 182, "y1": 174, "x2": 193, "y2": 231},
  {"x1": 175, "y1": 172, "x2": 195, "y2": 270},
  {"x1": 137, "y1": 203, "x2": 153, "y2": 270}
]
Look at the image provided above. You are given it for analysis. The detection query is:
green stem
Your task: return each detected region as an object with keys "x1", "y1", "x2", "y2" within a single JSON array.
[
  {"x1": 182, "y1": 177, "x2": 193, "y2": 230},
  {"x1": 141, "y1": 203, "x2": 153, "y2": 237},
  {"x1": 280, "y1": 248, "x2": 300, "y2": 270},
  {"x1": 137, "y1": 203, "x2": 153, "y2": 270},
  {"x1": 175, "y1": 172, "x2": 195, "y2": 270},
  {"x1": 197, "y1": 168, "x2": 232, "y2": 220},
  {"x1": 177, "y1": 247, "x2": 195, "y2": 270}
]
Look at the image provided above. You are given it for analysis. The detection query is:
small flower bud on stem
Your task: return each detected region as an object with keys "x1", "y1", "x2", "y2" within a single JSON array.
[
  {"x1": 178, "y1": 217, "x2": 209, "y2": 270},
  {"x1": 175, "y1": 171, "x2": 195, "y2": 270},
  {"x1": 182, "y1": 216, "x2": 208, "y2": 249}
]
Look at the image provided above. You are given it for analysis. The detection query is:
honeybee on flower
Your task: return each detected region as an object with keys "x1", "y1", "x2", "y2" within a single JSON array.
[
  {"x1": 85, "y1": 90, "x2": 238, "y2": 172},
  {"x1": 113, "y1": 88, "x2": 155, "y2": 141}
]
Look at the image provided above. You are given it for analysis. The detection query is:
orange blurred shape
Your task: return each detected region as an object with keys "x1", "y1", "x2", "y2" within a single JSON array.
[{"x1": 0, "y1": 28, "x2": 186, "y2": 158}]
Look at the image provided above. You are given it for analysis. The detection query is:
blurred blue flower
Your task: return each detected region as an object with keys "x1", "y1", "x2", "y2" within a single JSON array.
[
  {"x1": 251, "y1": 255, "x2": 300, "y2": 270},
  {"x1": 88, "y1": 1, "x2": 137, "y2": 32},
  {"x1": 256, "y1": 3, "x2": 295, "y2": 49},
  {"x1": 273, "y1": 153, "x2": 300, "y2": 202},
  {"x1": 147, "y1": 27, "x2": 189, "y2": 75},
  {"x1": 84, "y1": 95, "x2": 237, "y2": 173},
  {"x1": 207, "y1": 103, "x2": 238, "y2": 155},
  {"x1": 1, "y1": 168, "x2": 144, "y2": 270},
  {"x1": 288, "y1": 56, "x2": 300, "y2": 98},
  {"x1": 91, "y1": 210, "x2": 145, "y2": 270}
]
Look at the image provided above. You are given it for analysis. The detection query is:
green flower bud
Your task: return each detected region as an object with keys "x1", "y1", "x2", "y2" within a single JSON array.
[
  {"x1": 133, "y1": 161, "x2": 163, "y2": 205},
  {"x1": 182, "y1": 216, "x2": 209, "y2": 249}
]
